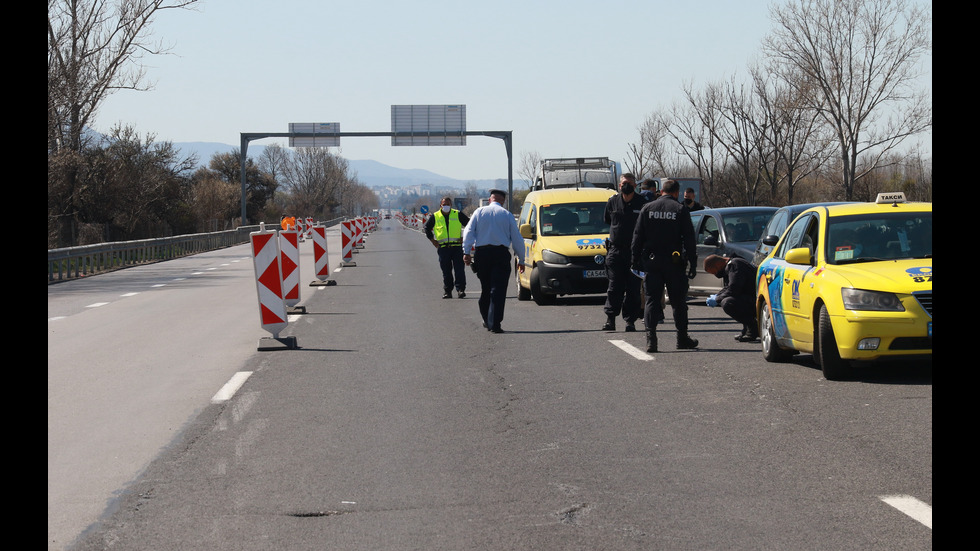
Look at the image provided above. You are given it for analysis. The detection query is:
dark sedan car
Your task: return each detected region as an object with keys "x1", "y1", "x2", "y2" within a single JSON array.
[
  {"x1": 751, "y1": 202, "x2": 853, "y2": 266},
  {"x1": 687, "y1": 206, "x2": 777, "y2": 296}
]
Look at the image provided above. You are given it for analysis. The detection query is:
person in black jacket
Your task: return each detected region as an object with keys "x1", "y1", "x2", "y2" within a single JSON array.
[
  {"x1": 601, "y1": 173, "x2": 649, "y2": 332},
  {"x1": 631, "y1": 179, "x2": 699, "y2": 353},
  {"x1": 704, "y1": 254, "x2": 759, "y2": 342}
]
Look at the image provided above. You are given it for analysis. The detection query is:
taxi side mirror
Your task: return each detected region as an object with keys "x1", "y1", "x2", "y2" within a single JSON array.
[
  {"x1": 520, "y1": 223, "x2": 535, "y2": 239},
  {"x1": 785, "y1": 247, "x2": 813, "y2": 265}
]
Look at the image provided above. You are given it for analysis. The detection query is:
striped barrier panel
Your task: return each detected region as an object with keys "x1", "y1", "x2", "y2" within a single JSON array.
[
  {"x1": 310, "y1": 225, "x2": 337, "y2": 286},
  {"x1": 278, "y1": 228, "x2": 302, "y2": 312},
  {"x1": 250, "y1": 224, "x2": 289, "y2": 339},
  {"x1": 341, "y1": 220, "x2": 356, "y2": 266}
]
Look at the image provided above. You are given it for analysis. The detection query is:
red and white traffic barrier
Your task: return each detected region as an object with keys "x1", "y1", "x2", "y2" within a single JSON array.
[
  {"x1": 249, "y1": 223, "x2": 293, "y2": 349},
  {"x1": 341, "y1": 220, "x2": 356, "y2": 266},
  {"x1": 309, "y1": 224, "x2": 337, "y2": 286},
  {"x1": 305, "y1": 217, "x2": 314, "y2": 240},
  {"x1": 354, "y1": 217, "x2": 365, "y2": 249},
  {"x1": 278, "y1": 228, "x2": 303, "y2": 313}
]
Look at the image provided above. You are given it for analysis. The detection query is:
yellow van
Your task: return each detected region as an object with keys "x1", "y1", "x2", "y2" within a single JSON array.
[{"x1": 515, "y1": 187, "x2": 616, "y2": 305}]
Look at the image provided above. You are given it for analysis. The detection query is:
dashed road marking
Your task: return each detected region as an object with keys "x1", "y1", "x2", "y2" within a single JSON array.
[
  {"x1": 880, "y1": 495, "x2": 931, "y2": 528},
  {"x1": 211, "y1": 371, "x2": 253, "y2": 404},
  {"x1": 609, "y1": 339, "x2": 653, "y2": 361}
]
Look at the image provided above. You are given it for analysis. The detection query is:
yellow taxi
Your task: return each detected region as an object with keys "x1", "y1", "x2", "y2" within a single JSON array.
[
  {"x1": 515, "y1": 187, "x2": 616, "y2": 305},
  {"x1": 755, "y1": 193, "x2": 932, "y2": 380}
]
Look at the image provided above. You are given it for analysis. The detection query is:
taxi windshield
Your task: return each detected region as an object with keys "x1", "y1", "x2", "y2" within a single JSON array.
[
  {"x1": 540, "y1": 203, "x2": 609, "y2": 236},
  {"x1": 826, "y1": 211, "x2": 932, "y2": 264}
]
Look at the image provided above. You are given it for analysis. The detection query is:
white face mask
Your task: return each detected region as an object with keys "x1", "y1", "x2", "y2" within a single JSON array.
[{"x1": 441, "y1": 205, "x2": 451, "y2": 213}]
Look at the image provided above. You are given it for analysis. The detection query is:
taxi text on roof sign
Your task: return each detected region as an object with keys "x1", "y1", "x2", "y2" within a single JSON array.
[{"x1": 876, "y1": 192, "x2": 908, "y2": 204}]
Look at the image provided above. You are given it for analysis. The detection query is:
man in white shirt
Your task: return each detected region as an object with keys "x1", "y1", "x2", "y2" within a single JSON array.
[{"x1": 462, "y1": 189, "x2": 526, "y2": 333}]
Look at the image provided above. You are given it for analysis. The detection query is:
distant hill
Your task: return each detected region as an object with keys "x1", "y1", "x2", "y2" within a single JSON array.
[{"x1": 174, "y1": 141, "x2": 514, "y2": 189}]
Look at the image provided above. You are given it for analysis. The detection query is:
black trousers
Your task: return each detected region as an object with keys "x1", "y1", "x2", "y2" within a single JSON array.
[
  {"x1": 474, "y1": 246, "x2": 512, "y2": 330},
  {"x1": 603, "y1": 246, "x2": 642, "y2": 322},
  {"x1": 438, "y1": 245, "x2": 466, "y2": 292},
  {"x1": 642, "y1": 261, "x2": 690, "y2": 333},
  {"x1": 721, "y1": 295, "x2": 756, "y2": 332}
]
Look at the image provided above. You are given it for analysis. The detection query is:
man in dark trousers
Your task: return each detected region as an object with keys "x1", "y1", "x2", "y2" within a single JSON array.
[
  {"x1": 425, "y1": 196, "x2": 470, "y2": 298},
  {"x1": 461, "y1": 189, "x2": 526, "y2": 333},
  {"x1": 602, "y1": 173, "x2": 649, "y2": 332},
  {"x1": 703, "y1": 254, "x2": 759, "y2": 341},
  {"x1": 631, "y1": 179, "x2": 699, "y2": 353}
]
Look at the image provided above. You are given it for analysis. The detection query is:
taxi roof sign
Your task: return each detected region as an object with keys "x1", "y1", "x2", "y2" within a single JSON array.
[{"x1": 875, "y1": 192, "x2": 908, "y2": 204}]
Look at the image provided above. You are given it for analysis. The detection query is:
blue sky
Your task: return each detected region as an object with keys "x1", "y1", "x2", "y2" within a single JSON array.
[{"x1": 93, "y1": 0, "x2": 931, "y2": 182}]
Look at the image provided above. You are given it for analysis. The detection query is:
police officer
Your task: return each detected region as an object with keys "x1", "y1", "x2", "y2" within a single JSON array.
[
  {"x1": 425, "y1": 196, "x2": 470, "y2": 298},
  {"x1": 631, "y1": 179, "x2": 699, "y2": 352},
  {"x1": 602, "y1": 173, "x2": 648, "y2": 332}
]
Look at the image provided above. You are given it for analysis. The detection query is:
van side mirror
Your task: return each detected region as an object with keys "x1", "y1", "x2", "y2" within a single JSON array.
[
  {"x1": 520, "y1": 223, "x2": 534, "y2": 239},
  {"x1": 704, "y1": 235, "x2": 719, "y2": 246},
  {"x1": 762, "y1": 235, "x2": 780, "y2": 246}
]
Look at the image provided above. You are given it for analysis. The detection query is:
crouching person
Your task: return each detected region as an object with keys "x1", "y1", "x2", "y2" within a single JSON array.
[{"x1": 703, "y1": 255, "x2": 758, "y2": 342}]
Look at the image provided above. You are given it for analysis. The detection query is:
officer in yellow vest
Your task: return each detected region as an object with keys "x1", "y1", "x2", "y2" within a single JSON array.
[{"x1": 425, "y1": 196, "x2": 470, "y2": 298}]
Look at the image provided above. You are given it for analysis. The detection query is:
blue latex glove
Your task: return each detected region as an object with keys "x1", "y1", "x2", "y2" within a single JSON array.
[{"x1": 706, "y1": 295, "x2": 718, "y2": 307}]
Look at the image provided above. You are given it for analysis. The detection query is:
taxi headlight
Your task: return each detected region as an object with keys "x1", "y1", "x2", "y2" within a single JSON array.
[
  {"x1": 541, "y1": 249, "x2": 570, "y2": 264},
  {"x1": 841, "y1": 288, "x2": 905, "y2": 311}
]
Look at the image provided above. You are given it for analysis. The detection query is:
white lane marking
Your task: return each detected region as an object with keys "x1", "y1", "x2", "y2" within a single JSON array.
[
  {"x1": 120, "y1": 292, "x2": 140, "y2": 297},
  {"x1": 86, "y1": 302, "x2": 110, "y2": 308},
  {"x1": 609, "y1": 339, "x2": 653, "y2": 361},
  {"x1": 287, "y1": 314, "x2": 302, "y2": 322},
  {"x1": 880, "y1": 495, "x2": 931, "y2": 529},
  {"x1": 49, "y1": 316, "x2": 66, "y2": 321},
  {"x1": 152, "y1": 284, "x2": 166, "y2": 287},
  {"x1": 211, "y1": 371, "x2": 253, "y2": 404}
]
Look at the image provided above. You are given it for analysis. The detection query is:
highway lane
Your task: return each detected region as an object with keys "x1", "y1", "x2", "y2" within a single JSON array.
[
  {"x1": 48, "y1": 225, "x2": 348, "y2": 550},
  {"x1": 51, "y1": 218, "x2": 931, "y2": 550}
]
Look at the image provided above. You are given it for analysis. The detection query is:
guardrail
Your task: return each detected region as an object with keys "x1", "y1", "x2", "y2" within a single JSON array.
[{"x1": 48, "y1": 218, "x2": 344, "y2": 283}]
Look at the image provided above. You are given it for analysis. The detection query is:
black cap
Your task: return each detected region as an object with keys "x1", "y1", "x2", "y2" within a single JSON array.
[{"x1": 489, "y1": 189, "x2": 506, "y2": 198}]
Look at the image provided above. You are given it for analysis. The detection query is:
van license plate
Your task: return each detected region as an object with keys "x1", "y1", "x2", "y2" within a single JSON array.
[{"x1": 583, "y1": 270, "x2": 605, "y2": 278}]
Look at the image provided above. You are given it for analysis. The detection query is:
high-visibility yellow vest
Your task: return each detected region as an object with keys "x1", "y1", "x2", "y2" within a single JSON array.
[{"x1": 432, "y1": 209, "x2": 463, "y2": 245}]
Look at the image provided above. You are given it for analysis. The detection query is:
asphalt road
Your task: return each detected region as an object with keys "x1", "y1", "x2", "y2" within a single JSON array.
[{"x1": 49, "y1": 218, "x2": 932, "y2": 550}]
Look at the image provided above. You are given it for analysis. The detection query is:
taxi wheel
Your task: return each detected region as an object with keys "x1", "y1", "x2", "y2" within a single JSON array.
[
  {"x1": 817, "y1": 304, "x2": 850, "y2": 380},
  {"x1": 530, "y1": 269, "x2": 556, "y2": 305},
  {"x1": 516, "y1": 265, "x2": 531, "y2": 301},
  {"x1": 760, "y1": 300, "x2": 792, "y2": 363}
]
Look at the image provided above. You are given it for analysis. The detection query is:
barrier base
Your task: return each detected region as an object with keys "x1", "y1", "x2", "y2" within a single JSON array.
[
  {"x1": 310, "y1": 279, "x2": 337, "y2": 286},
  {"x1": 287, "y1": 305, "x2": 306, "y2": 314},
  {"x1": 257, "y1": 336, "x2": 296, "y2": 351},
  {"x1": 341, "y1": 261, "x2": 357, "y2": 267}
]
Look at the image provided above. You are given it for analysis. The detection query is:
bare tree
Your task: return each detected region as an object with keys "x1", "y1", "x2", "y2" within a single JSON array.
[
  {"x1": 48, "y1": 0, "x2": 201, "y2": 154},
  {"x1": 259, "y1": 143, "x2": 291, "y2": 189},
  {"x1": 699, "y1": 77, "x2": 772, "y2": 205},
  {"x1": 763, "y1": 0, "x2": 931, "y2": 200},
  {"x1": 667, "y1": 83, "x2": 729, "y2": 207},
  {"x1": 48, "y1": 0, "x2": 200, "y2": 245},
  {"x1": 750, "y1": 64, "x2": 836, "y2": 205},
  {"x1": 518, "y1": 150, "x2": 542, "y2": 190}
]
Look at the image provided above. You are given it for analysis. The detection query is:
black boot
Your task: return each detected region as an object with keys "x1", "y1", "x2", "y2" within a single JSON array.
[
  {"x1": 602, "y1": 315, "x2": 616, "y2": 331},
  {"x1": 676, "y1": 333, "x2": 699, "y2": 349},
  {"x1": 646, "y1": 331, "x2": 657, "y2": 353}
]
